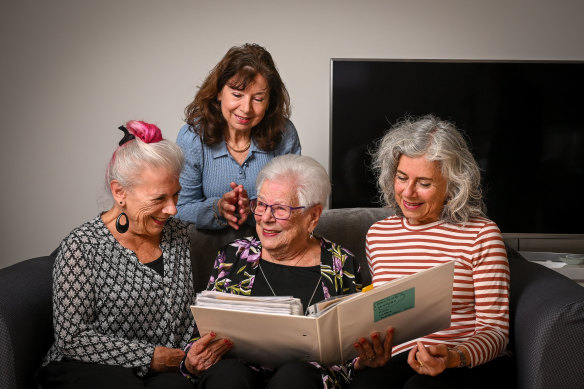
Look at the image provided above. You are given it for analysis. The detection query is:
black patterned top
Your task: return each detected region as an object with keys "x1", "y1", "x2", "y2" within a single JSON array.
[{"x1": 41, "y1": 215, "x2": 196, "y2": 376}]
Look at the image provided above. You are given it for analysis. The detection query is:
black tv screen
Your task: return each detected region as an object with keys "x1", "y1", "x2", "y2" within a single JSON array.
[{"x1": 330, "y1": 59, "x2": 584, "y2": 234}]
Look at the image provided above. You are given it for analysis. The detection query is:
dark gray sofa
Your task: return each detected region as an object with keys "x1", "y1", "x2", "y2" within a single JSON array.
[{"x1": 1, "y1": 208, "x2": 583, "y2": 389}]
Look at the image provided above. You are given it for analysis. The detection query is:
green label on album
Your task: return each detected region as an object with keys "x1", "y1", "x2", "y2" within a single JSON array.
[{"x1": 373, "y1": 287, "x2": 415, "y2": 322}]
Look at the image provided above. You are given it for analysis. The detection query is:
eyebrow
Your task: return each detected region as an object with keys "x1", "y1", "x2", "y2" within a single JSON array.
[{"x1": 396, "y1": 170, "x2": 434, "y2": 181}]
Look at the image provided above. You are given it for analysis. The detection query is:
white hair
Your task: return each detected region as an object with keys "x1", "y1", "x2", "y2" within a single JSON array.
[
  {"x1": 256, "y1": 154, "x2": 331, "y2": 208},
  {"x1": 107, "y1": 139, "x2": 184, "y2": 190}
]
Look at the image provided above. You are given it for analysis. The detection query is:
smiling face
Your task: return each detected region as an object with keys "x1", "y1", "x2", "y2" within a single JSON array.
[
  {"x1": 119, "y1": 167, "x2": 181, "y2": 238},
  {"x1": 255, "y1": 179, "x2": 319, "y2": 260},
  {"x1": 218, "y1": 73, "x2": 270, "y2": 137},
  {"x1": 394, "y1": 154, "x2": 448, "y2": 225}
]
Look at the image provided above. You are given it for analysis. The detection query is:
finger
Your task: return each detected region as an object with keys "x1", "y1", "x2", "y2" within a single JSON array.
[
  {"x1": 416, "y1": 341, "x2": 430, "y2": 359},
  {"x1": 239, "y1": 186, "x2": 249, "y2": 198},
  {"x1": 353, "y1": 342, "x2": 369, "y2": 365},
  {"x1": 371, "y1": 332, "x2": 384, "y2": 356},
  {"x1": 408, "y1": 347, "x2": 423, "y2": 369},
  {"x1": 229, "y1": 182, "x2": 238, "y2": 190},
  {"x1": 212, "y1": 338, "x2": 233, "y2": 357},
  {"x1": 222, "y1": 191, "x2": 238, "y2": 204},
  {"x1": 358, "y1": 337, "x2": 376, "y2": 361},
  {"x1": 192, "y1": 332, "x2": 217, "y2": 353},
  {"x1": 383, "y1": 327, "x2": 394, "y2": 359},
  {"x1": 237, "y1": 213, "x2": 249, "y2": 225},
  {"x1": 238, "y1": 195, "x2": 249, "y2": 208}
]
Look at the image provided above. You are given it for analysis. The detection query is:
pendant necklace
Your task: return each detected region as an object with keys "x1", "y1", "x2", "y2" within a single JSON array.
[{"x1": 258, "y1": 261, "x2": 322, "y2": 316}]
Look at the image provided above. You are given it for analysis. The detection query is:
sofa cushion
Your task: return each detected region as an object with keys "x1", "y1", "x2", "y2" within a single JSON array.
[{"x1": 314, "y1": 207, "x2": 394, "y2": 286}]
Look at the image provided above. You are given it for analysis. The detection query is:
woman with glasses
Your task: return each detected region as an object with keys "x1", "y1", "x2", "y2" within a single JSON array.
[{"x1": 180, "y1": 154, "x2": 361, "y2": 388}]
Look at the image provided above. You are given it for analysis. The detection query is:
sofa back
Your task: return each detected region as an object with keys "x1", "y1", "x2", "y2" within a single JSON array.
[{"x1": 188, "y1": 207, "x2": 394, "y2": 292}]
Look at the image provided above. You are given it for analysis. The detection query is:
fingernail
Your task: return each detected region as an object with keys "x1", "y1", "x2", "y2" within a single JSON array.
[
  {"x1": 354, "y1": 343, "x2": 360, "y2": 348},
  {"x1": 359, "y1": 337, "x2": 367, "y2": 344},
  {"x1": 372, "y1": 333, "x2": 379, "y2": 339},
  {"x1": 210, "y1": 332, "x2": 216, "y2": 338}
]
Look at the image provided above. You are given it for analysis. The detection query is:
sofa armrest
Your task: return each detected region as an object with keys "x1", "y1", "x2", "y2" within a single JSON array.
[
  {"x1": 0, "y1": 255, "x2": 55, "y2": 389},
  {"x1": 508, "y1": 250, "x2": 584, "y2": 389}
]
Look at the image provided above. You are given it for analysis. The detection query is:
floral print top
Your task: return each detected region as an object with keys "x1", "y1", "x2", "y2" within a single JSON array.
[
  {"x1": 181, "y1": 235, "x2": 362, "y2": 387},
  {"x1": 207, "y1": 235, "x2": 361, "y2": 298}
]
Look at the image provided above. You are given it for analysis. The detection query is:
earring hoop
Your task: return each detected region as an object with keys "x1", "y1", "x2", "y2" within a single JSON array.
[
  {"x1": 309, "y1": 230, "x2": 314, "y2": 239},
  {"x1": 116, "y1": 212, "x2": 129, "y2": 233}
]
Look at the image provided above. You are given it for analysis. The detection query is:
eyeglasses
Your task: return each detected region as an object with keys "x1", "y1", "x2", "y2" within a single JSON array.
[{"x1": 250, "y1": 199, "x2": 305, "y2": 220}]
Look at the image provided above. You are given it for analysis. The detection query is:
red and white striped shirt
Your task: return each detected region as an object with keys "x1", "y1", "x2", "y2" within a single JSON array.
[{"x1": 366, "y1": 215, "x2": 510, "y2": 367}]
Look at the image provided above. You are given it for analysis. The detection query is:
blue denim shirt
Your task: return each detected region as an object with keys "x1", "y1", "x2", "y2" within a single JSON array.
[{"x1": 175, "y1": 119, "x2": 301, "y2": 229}]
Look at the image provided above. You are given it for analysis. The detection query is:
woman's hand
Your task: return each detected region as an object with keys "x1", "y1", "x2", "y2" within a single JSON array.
[
  {"x1": 353, "y1": 327, "x2": 394, "y2": 370},
  {"x1": 407, "y1": 341, "x2": 460, "y2": 376},
  {"x1": 184, "y1": 332, "x2": 233, "y2": 376},
  {"x1": 218, "y1": 182, "x2": 250, "y2": 229},
  {"x1": 150, "y1": 346, "x2": 186, "y2": 372}
]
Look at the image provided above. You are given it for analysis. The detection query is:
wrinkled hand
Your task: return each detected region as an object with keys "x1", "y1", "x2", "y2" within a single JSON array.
[
  {"x1": 150, "y1": 346, "x2": 185, "y2": 372},
  {"x1": 218, "y1": 182, "x2": 250, "y2": 230},
  {"x1": 407, "y1": 341, "x2": 454, "y2": 376},
  {"x1": 353, "y1": 327, "x2": 394, "y2": 370},
  {"x1": 185, "y1": 332, "x2": 233, "y2": 376}
]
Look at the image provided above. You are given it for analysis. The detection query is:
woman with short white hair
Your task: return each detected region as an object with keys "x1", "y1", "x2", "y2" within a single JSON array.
[{"x1": 182, "y1": 154, "x2": 361, "y2": 388}]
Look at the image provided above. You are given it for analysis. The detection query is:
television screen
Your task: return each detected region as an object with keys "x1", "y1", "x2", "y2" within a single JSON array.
[{"x1": 330, "y1": 60, "x2": 584, "y2": 234}]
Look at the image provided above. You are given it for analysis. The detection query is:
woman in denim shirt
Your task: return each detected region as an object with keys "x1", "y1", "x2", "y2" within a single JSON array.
[{"x1": 176, "y1": 43, "x2": 301, "y2": 230}]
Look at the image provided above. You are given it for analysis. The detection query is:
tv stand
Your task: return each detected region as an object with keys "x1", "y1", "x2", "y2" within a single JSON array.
[
  {"x1": 502, "y1": 233, "x2": 584, "y2": 253},
  {"x1": 503, "y1": 233, "x2": 584, "y2": 286}
]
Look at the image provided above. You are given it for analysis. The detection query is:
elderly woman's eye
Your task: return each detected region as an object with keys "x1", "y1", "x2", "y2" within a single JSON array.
[
  {"x1": 396, "y1": 175, "x2": 407, "y2": 182},
  {"x1": 272, "y1": 205, "x2": 288, "y2": 217}
]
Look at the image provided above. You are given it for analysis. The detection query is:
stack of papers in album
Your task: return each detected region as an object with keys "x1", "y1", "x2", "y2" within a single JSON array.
[
  {"x1": 191, "y1": 261, "x2": 455, "y2": 368},
  {"x1": 194, "y1": 291, "x2": 304, "y2": 316}
]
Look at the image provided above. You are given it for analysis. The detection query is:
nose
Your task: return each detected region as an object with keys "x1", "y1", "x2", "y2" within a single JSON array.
[
  {"x1": 163, "y1": 199, "x2": 178, "y2": 216},
  {"x1": 240, "y1": 96, "x2": 252, "y2": 114},
  {"x1": 402, "y1": 181, "x2": 416, "y2": 197}
]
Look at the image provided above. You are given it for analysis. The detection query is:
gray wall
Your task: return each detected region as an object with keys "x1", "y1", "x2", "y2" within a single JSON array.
[{"x1": 2, "y1": 0, "x2": 583, "y2": 269}]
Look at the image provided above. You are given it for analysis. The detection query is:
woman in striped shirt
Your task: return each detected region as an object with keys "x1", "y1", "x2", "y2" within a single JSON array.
[{"x1": 349, "y1": 115, "x2": 511, "y2": 389}]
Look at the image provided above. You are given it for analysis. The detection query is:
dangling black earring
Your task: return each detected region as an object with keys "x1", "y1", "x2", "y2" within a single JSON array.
[{"x1": 116, "y1": 212, "x2": 129, "y2": 233}]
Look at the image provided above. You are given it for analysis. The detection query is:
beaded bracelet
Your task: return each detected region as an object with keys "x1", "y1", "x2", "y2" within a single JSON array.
[{"x1": 212, "y1": 199, "x2": 228, "y2": 227}]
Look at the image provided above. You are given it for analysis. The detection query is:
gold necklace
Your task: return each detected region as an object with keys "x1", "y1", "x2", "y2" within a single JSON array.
[{"x1": 226, "y1": 140, "x2": 251, "y2": 153}]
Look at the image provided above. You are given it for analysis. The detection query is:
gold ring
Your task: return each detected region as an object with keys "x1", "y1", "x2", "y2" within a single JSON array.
[{"x1": 418, "y1": 360, "x2": 423, "y2": 367}]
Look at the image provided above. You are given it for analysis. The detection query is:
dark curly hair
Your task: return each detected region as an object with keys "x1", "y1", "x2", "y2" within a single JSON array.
[{"x1": 184, "y1": 43, "x2": 291, "y2": 151}]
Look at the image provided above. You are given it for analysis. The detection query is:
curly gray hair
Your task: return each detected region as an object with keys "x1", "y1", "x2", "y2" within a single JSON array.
[{"x1": 371, "y1": 114, "x2": 486, "y2": 224}]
